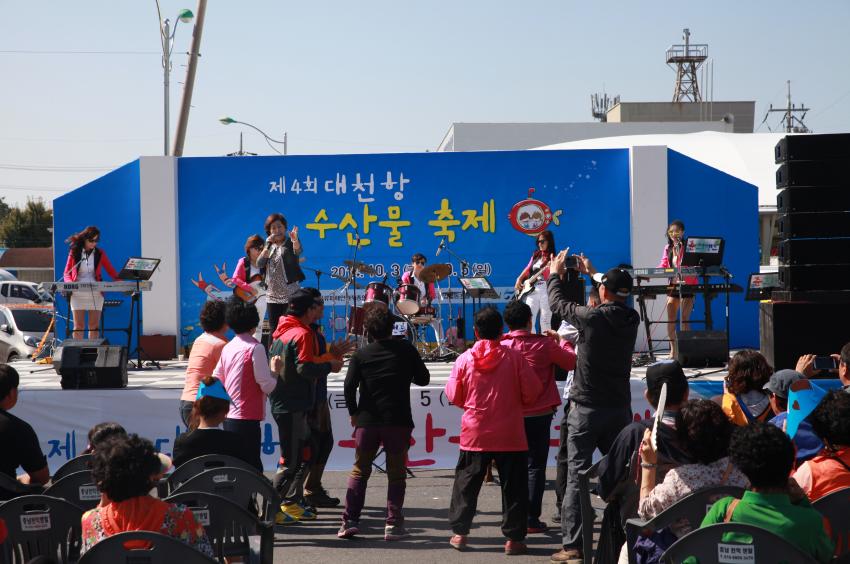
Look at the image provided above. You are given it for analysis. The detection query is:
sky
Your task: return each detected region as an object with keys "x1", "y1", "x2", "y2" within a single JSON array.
[{"x1": 1, "y1": 0, "x2": 848, "y2": 208}]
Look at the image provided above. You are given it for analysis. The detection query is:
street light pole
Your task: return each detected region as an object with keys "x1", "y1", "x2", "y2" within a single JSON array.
[
  {"x1": 156, "y1": 4, "x2": 193, "y2": 156},
  {"x1": 219, "y1": 117, "x2": 288, "y2": 155}
]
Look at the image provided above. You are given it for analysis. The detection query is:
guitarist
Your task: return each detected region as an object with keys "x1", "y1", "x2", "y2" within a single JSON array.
[
  {"x1": 233, "y1": 235, "x2": 268, "y2": 342},
  {"x1": 513, "y1": 230, "x2": 555, "y2": 333}
]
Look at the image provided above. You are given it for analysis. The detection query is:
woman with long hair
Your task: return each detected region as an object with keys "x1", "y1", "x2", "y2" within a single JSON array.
[
  {"x1": 63, "y1": 226, "x2": 120, "y2": 339},
  {"x1": 232, "y1": 234, "x2": 267, "y2": 342},
  {"x1": 514, "y1": 230, "x2": 555, "y2": 333},
  {"x1": 658, "y1": 220, "x2": 696, "y2": 359}
]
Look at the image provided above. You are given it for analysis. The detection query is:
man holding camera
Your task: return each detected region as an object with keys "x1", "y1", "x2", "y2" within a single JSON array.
[
  {"x1": 795, "y1": 342, "x2": 850, "y2": 392},
  {"x1": 546, "y1": 251, "x2": 640, "y2": 564}
]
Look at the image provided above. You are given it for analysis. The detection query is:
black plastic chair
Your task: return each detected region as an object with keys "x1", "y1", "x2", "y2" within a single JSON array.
[
  {"x1": 169, "y1": 467, "x2": 281, "y2": 522},
  {"x1": 165, "y1": 491, "x2": 273, "y2": 564},
  {"x1": 0, "y1": 473, "x2": 43, "y2": 503},
  {"x1": 0, "y1": 494, "x2": 83, "y2": 563},
  {"x1": 52, "y1": 454, "x2": 93, "y2": 483},
  {"x1": 77, "y1": 530, "x2": 218, "y2": 564},
  {"x1": 578, "y1": 457, "x2": 605, "y2": 564},
  {"x1": 625, "y1": 485, "x2": 746, "y2": 564},
  {"x1": 161, "y1": 454, "x2": 260, "y2": 497},
  {"x1": 661, "y1": 522, "x2": 818, "y2": 564},
  {"x1": 43, "y1": 470, "x2": 101, "y2": 511},
  {"x1": 813, "y1": 485, "x2": 850, "y2": 561}
]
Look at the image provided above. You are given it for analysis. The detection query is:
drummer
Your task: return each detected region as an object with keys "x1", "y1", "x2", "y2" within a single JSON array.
[{"x1": 401, "y1": 253, "x2": 443, "y2": 343}]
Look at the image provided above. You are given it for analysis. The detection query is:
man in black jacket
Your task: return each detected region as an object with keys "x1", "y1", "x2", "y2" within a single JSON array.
[{"x1": 547, "y1": 252, "x2": 640, "y2": 563}]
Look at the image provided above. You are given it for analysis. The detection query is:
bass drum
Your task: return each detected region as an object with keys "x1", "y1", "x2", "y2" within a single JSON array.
[{"x1": 395, "y1": 284, "x2": 422, "y2": 315}]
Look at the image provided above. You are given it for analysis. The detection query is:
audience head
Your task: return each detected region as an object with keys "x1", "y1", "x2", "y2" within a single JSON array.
[
  {"x1": 645, "y1": 360, "x2": 689, "y2": 409},
  {"x1": 473, "y1": 307, "x2": 503, "y2": 340},
  {"x1": 288, "y1": 287, "x2": 324, "y2": 321},
  {"x1": 592, "y1": 267, "x2": 633, "y2": 303},
  {"x1": 810, "y1": 389, "x2": 850, "y2": 451},
  {"x1": 840, "y1": 342, "x2": 850, "y2": 386},
  {"x1": 189, "y1": 376, "x2": 232, "y2": 431},
  {"x1": 84, "y1": 422, "x2": 127, "y2": 454},
  {"x1": 225, "y1": 297, "x2": 260, "y2": 334},
  {"x1": 91, "y1": 434, "x2": 170, "y2": 502},
  {"x1": 676, "y1": 399, "x2": 734, "y2": 464},
  {"x1": 729, "y1": 422, "x2": 795, "y2": 491},
  {"x1": 0, "y1": 364, "x2": 19, "y2": 408},
  {"x1": 762, "y1": 369, "x2": 803, "y2": 414},
  {"x1": 503, "y1": 301, "x2": 532, "y2": 332},
  {"x1": 199, "y1": 299, "x2": 227, "y2": 334},
  {"x1": 725, "y1": 350, "x2": 772, "y2": 395},
  {"x1": 364, "y1": 302, "x2": 393, "y2": 341}
]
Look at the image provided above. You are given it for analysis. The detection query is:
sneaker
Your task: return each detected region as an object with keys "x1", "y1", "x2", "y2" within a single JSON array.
[
  {"x1": 275, "y1": 510, "x2": 299, "y2": 525},
  {"x1": 505, "y1": 540, "x2": 528, "y2": 555},
  {"x1": 449, "y1": 534, "x2": 468, "y2": 551},
  {"x1": 337, "y1": 520, "x2": 360, "y2": 539},
  {"x1": 384, "y1": 524, "x2": 411, "y2": 541},
  {"x1": 280, "y1": 502, "x2": 306, "y2": 521},
  {"x1": 305, "y1": 488, "x2": 341, "y2": 508},
  {"x1": 297, "y1": 502, "x2": 317, "y2": 520},
  {"x1": 550, "y1": 547, "x2": 583, "y2": 563},
  {"x1": 527, "y1": 520, "x2": 548, "y2": 534}
]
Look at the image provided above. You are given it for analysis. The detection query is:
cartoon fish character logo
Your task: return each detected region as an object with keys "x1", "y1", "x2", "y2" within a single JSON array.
[{"x1": 508, "y1": 188, "x2": 563, "y2": 235}]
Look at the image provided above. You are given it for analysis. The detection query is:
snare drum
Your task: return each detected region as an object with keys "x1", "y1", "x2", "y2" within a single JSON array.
[
  {"x1": 395, "y1": 284, "x2": 422, "y2": 315},
  {"x1": 410, "y1": 305, "x2": 436, "y2": 324},
  {"x1": 364, "y1": 282, "x2": 392, "y2": 306}
]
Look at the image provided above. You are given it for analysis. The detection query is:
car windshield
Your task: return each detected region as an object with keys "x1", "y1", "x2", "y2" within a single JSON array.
[
  {"x1": 37, "y1": 289, "x2": 53, "y2": 303},
  {"x1": 10, "y1": 309, "x2": 52, "y2": 332}
]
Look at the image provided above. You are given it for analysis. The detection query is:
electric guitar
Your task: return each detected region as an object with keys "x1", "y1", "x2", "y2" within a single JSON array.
[
  {"x1": 234, "y1": 273, "x2": 266, "y2": 304},
  {"x1": 515, "y1": 265, "x2": 549, "y2": 302}
]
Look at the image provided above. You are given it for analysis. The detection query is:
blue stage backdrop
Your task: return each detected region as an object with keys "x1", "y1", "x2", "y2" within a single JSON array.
[
  {"x1": 177, "y1": 150, "x2": 631, "y2": 343},
  {"x1": 53, "y1": 161, "x2": 142, "y2": 350}
]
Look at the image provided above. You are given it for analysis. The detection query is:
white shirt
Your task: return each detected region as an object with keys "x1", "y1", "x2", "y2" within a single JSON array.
[{"x1": 77, "y1": 251, "x2": 96, "y2": 282}]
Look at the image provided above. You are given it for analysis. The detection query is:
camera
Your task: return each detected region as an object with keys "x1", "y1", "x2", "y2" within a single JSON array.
[
  {"x1": 565, "y1": 256, "x2": 579, "y2": 270},
  {"x1": 813, "y1": 356, "x2": 838, "y2": 371}
]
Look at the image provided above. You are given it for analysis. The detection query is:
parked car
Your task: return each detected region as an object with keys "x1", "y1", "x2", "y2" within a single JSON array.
[
  {"x1": 0, "y1": 304, "x2": 53, "y2": 362},
  {"x1": 0, "y1": 281, "x2": 53, "y2": 305}
]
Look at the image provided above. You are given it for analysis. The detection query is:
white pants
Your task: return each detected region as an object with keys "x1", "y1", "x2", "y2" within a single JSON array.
[
  {"x1": 253, "y1": 294, "x2": 268, "y2": 343},
  {"x1": 524, "y1": 283, "x2": 551, "y2": 333}
]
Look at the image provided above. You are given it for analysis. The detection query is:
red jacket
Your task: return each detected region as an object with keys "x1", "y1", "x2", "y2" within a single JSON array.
[
  {"x1": 520, "y1": 250, "x2": 551, "y2": 283},
  {"x1": 446, "y1": 339, "x2": 541, "y2": 452},
  {"x1": 63, "y1": 248, "x2": 119, "y2": 282},
  {"x1": 401, "y1": 270, "x2": 436, "y2": 300},
  {"x1": 501, "y1": 329, "x2": 576, "y2": 416}
]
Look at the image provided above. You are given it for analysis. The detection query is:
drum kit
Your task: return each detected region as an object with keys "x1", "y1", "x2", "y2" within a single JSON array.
[{"x1": 330, "y1": 259, "x2": 458, "y2": 360}]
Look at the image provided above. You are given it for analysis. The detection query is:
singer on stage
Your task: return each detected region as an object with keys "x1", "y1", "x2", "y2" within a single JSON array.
[
  {"x1": 401, "y1": 252, "x2": 443, "y2": 342},
  {"x1": 258, "y1": 213, "x2": 305, "y2": 336},
  {"x1": 63, "y1": 225, "x2": 120, "y2": 339},
  {"x1": 659, "y1": 219, "x2": 696, "y2": 359},
  {"x1": 232, "y1": 234, "x2": 268, "y2": 342},
  {"x1": 514, "y1": 230, "x2": 555, "y2": 333}
]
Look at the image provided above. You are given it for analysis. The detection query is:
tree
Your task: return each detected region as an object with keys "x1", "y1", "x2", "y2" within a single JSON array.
[
  {"x1": 0, "y1": 197, "x2": 10, "y2": 224},
  {"x1": 0, "y1": 199, "x2": 53, "y2": 248}
]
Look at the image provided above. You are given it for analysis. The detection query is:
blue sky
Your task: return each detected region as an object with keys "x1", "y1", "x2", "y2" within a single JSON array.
[{"x1": 1, "y1": 0, "x2": 848, "y2": 207}]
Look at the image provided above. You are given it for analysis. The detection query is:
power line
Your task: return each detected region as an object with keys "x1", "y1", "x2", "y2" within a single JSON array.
[
  {"x1": 0, "y1": 163, "x2": 113, "y2": 172},
  {"x1": 0, "y1": 185, "x2": 69, "y2": 192},
  {"x1": 0, "y1": 50, "x2": 158, "y2": 55}
]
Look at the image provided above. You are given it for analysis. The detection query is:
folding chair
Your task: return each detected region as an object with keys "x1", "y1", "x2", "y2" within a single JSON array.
[
  {"x1": 77, "y1": 530, "x2": 217, "y2": 564},
  {"x1": 169, "y1": 467, "x2": 281, "y2": 522},
  {"x1": 0, "y1": 494, "x2": 83, "y2": 563},
  {"x1": 661, "y1": 522, "x2": 818, "y2": 564},
  {"x1": 43, "y1": 470, "x2": 101, "y2": 511}
]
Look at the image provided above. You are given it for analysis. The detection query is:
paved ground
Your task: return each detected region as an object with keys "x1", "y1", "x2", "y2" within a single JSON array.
[{"x1": 269, "y1": 468, "x2": 594, "y2": 564}]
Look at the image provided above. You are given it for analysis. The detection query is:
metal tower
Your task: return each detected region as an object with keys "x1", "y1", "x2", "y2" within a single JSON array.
[
  {"x1": 765, "y1": 80, "x2": 811, "y2": 133},
  {"x1": 666, "y1": 28, "x2": 708, "y2": 102},
  {"x1": 590, "y1": 93, "x2": 620, "y2": 122}
]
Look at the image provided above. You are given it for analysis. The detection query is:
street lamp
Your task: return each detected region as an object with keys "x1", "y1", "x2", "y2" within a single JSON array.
[
  {"x1": 219, "y1": 116, "x2": 288, "y2": 155},
  {"x1": 157, "y1": 5, "x2": 194, "y2": 156}
]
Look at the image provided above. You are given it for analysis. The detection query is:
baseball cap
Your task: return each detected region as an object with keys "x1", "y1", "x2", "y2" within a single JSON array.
[
  {"x1": 646, "y1": 359, "x2": 686, "y2": 394},
  {"x1": 591, "y1": 267, "x2": 633, "y2": 298},
  {"x1": 763, "y1": 369, "x2": 803, "y2": 399},
  {"x1": 288, "y1": 288, "x2": 322, "y2": 314}
]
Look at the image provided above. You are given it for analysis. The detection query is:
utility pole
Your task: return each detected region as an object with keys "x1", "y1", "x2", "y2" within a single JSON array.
[
  {"x1": 172, "y1": 0, "x2": 208, "y2": 157},
  {"x1": 766, "y1": 80, "x2": 811, "y2": 133}
]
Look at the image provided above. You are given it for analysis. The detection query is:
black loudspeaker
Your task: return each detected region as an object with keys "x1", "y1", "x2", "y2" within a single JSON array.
[
  {"x1": 777, "y1": 187, "x2": 850, "y2": 213},
  {"x1": 776, "y1": 161, "x2": 845, "y2": 188},
  {"x1": 59, "y1": 338, "x2": 110, "y2": 347},
  {"x1": 775, "y1": 133, "x2": 850, "y2": 163},
  {"x1": 760, "y1": 302, "x2": 850, "y2": 370},
  {"x1": 675, "y1": 330, "x2": 729, "y2": 368},
  {"x1": 54, "y1": 344, "x2": 128, "y2": 389},
  {"x1": 778, "y1": 264, "x2": 850, "y2": 291},
  {"x1": 779, "y1": 239, "x2": 850, "y2": 265},
  {"x1": 778, "y1": 212, "x2": 850, "y2": 239}
]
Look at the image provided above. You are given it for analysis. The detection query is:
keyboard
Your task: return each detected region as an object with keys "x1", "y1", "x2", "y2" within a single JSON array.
[
  {"x1": 632, "y1": 283, "x2": 743, "y2": 297},
  {"x1": 628, "y1": 266, "x2": 727, "y2": 278},
  {"x1": 50, "y1": 281, "x2": 153, "y2": 293}
]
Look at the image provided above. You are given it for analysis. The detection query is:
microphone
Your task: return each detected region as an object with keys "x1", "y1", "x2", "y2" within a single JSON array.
[
  {"x1": 435, "y1": 238, "x2": 445, "y2": 257},
  {"x1": 264, "y1": 235, "x2": 274, "y2": 250}
]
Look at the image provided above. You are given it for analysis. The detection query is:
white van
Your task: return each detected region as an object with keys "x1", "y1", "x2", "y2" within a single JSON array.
[{"x1": 0, "y1": 281, "x2": 53, "y2": 305}]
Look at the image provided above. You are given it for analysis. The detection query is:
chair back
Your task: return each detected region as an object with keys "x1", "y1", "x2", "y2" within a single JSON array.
[
  {"x1": 169, "y1": 467, "x2": 281, "y2": 522},
  {"x1": 813, "y1": 486, "x2": 850, "y2": 558},
  {"x1": 165, "y1": 491, "x2": 273, "y2": 564},
  {"x1": 43, "y1": 470, "x2": 101, "y2": 511},
  {"x1": 77, "y1": 530, "x2": 217, "y2": 564},
  {"x1": 0, "y1": 473, "x2": 42, "y2": 502},
  {"x1": 52, "y1": 454, "x2": 93, "y2": 482},
  {"x1": 0, "y1": 494, "x2": 83, "y2": 563},
  {"x1": 626, "y1": 485, "x2": 746, "y2": 564},
  {"x1": 166, "y1": 454, "x2": 259, "y2": 495},
  {"x1": 661, "y1": 522, "x2": 818, "y2": 564},
  {"x1": 578, "y1": 457, "x2": 605, "y2": 564}
]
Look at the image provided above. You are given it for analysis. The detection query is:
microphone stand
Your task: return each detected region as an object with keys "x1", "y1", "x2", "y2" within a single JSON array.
[{"x1": 440, "y1": 241, "x2": 473, "y2": 345}]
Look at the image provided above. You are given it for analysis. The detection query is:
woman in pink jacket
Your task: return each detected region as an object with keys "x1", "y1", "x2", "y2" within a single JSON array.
[
  {"x1": 446, "y1": 306, "x2": 541, "y2": 556},
  {"x1": 658, "y1": 220, "x2": 696, "y2": 359},
  {"x1": 231, "y1": 234, "x2": 267, "y2": 342},
  {"x1": 62, "y1": 225, "x2": 120, "y2": 339}
]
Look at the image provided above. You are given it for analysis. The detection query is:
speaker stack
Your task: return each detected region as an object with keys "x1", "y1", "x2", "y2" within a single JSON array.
[
  {"x1": 761, "y1": 133, "x2": 850, "y2": 369},
  {"x1": 53, "y1": 339, "x2": 128, "y2": 389}
]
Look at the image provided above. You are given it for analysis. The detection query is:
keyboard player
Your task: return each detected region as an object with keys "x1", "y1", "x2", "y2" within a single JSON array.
[
  {"x1": 659, "y1": 220, "x2": 696, "y2": 359},
  {"x1": 63, "y1": 225, "x2": 120, "y2": 340}
]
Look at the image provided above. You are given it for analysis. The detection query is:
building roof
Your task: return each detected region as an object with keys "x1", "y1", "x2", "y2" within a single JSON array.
[{"x1": 0, "y1": 247, "x2": 54, "y2": 269}]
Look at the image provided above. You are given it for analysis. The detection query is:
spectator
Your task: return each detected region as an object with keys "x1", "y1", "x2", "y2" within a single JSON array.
[
  {"x1": 501, "y1": 300, "x2": 576, "y2": 534},
  {"x1": 797, "y1": 343, "x2": 850, "y2": 392},
  {"x1": 721, "y1": 350, "x2": 773, "y2": 426},
  {"x1": 172, "y1": 376, "x2": 258, "y2": 470},
  {"x1": 793, "y1": 390, "x2": 850, "y2": 501},
  {"x1": 701, "y1": 423, "x2": 833, "y2": 563},
  {"x1": 764, "y1": 369, "x2": 823, "y2": 466},
  {"x1": 269, "y1": 288, "x2": 343, "y2": 524},
  {"x1": 547, "y1": 254, "x2": 640, "y2": 564},
  {"x1": 0, "y1": 365, "x2": 49, "y2": 497},
  {"x1": 338, "y1": 303, "x2": 429, "y2": 541},
  {"x1": 80, "y1": 434, "x2": 213, "y2": 557},
  {"x1": 213, "y1": 298, "x2": 280, "y2": 472},
  {"x1": 446, "y1": 307, "x2": 541, "y2": 556},
  {"x1": 179, "y1": 300, "x2": 228, "y2": 427},
  {"x1": 83, "y1": 422, "x2": 127, "y2": 454}
]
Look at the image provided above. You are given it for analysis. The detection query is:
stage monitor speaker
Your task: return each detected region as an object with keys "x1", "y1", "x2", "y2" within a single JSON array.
[
  {"x1": 778, "y1": 212, "x2": 850, "y2": 239},
  {"x1": 777, "y1": 187, "x2": 850, "y2": 214},
  {"x1": 779, "y1": 238, "x2": 850, "y2": 266},
  {"x1": 60, "y1": 338, "x2": 110, "y2": 347},
  {"x1": 775, "y1": 133, "x2": 850, "y2": 163},
  {"x1": 776, "y1": 161, "x2": 845, "y2": 188},
  {"x1": 778, "y1": 264, "x2": 850, "y2": 291},
  {"x1": 675, "y1": 330, "x2": 728, "y2": 368},
  {"x1": 760, "y1": 301, "x2": 850, "y2": 370},
  {"x1": 54, "y1": 344, "x2": 128, "y2": 389}
]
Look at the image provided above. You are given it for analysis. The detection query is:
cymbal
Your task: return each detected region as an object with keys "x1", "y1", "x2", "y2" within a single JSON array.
[
  {"x1": 331, "y1": 273, "x2": 363, "y2": 289},
  {"x1": 419, "y1": 263, "x2": 452, "y2": 283},
  {"x1": 344, "y1": 260, "x2": 377, "y2": 276}
]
